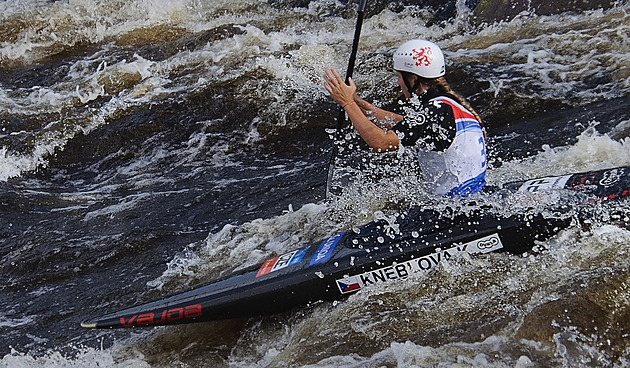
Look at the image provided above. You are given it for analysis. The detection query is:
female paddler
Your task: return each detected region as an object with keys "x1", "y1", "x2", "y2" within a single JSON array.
[{"x1": 324, "y1": 39, "x2": 486, "y2": 196}]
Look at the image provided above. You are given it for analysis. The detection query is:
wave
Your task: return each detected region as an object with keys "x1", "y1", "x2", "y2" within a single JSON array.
[
  {"x1": 2, "y1": 0, "x2": 630, "y2": 366},
  {"x1": 1, "y1": 1, "x2": 628, "y2": 181}
]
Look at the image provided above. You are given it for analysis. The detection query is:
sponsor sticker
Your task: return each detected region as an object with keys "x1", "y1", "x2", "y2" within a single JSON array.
[
  {"x1": 309, "y1": 232, "x2": 344, "y2": 266},
  {"x1": 336, "y1": 233, "x2": 503, "y2": 294},
  {"x1": 470, "y1": 233, "x2": 503, "y2": 253},
  {"x1": 256, "y1": 246, "x2": 310, "y2": 278},
  {"x1": 599, "y1": 168, "x2": 624, "y2": 187},
  {"x1": 517, "y1": 175, "x2": 571, "y2": 193},
  {"x1": 119, "y1": 304, "x2": 202, "y2": 327}
]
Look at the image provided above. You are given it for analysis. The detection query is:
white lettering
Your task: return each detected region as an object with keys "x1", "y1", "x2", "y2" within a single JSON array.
[
  {"x1": 336, "y1": 233, "x2": 504, "y2": 294},
  {"x1": 518, "y1": 175, "x2": 571, "y2": 193},
  {"x1": 272, "y1": 250, "x2": 298, "y2": 271},
  {"x1": 600, "y1": 169, "x2": 623, "y2": 187}
]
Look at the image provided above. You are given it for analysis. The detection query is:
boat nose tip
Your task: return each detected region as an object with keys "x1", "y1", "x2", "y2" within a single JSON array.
[{"x1": 80, "y1": 321, "x2": 97, "y2": 328}]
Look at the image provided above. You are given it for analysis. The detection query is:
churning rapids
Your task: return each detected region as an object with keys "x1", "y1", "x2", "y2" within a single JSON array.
[{"x1": 1, "y1": 0, "x2": 630, "y2": 366}]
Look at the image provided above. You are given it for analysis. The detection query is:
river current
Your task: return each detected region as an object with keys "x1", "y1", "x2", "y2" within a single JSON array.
[{"x1": 1, "y1": 0, "x2": 630, "y2": 367}]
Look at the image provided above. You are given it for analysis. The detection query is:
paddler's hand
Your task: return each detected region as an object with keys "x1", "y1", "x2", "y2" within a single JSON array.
[{"x1": 324, "y1": 68, "x2": 356, "y2": 108}]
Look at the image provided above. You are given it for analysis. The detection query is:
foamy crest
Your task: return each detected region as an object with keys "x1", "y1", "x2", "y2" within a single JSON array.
[
  {"x1": 0, "y1": 0, "x2": 524, "y2": 182},
  {"x1": 147, "y1": 202, "x2": 336, "y2": 292},
  {"x1": 0, "y1": 147, "x2": 36, "y2": 181},
  {"x1": 0, "y1": 345, "x2": 149, "y2": 368},
  {"x1": 449, "y1": 7, "x2": 630, "y2": 104},
  {"x1": 0, "y1": 316, "x2": 34, "y2": 329},
  {"x1": 295, "y1": 338, "x2": 539, "y2": 367},
  {"x1": 0, "y1": 51, "x2": 193, "y2": 181},
  {"x1": 487, "y1": 126, "x2": 630, "y2": 185},
  {"x1": 1, "y1": 0, "x2": 217, "y2": 64}
]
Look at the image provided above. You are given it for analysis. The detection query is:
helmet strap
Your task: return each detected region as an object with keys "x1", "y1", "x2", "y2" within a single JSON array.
[{"x1": 402, "y1": 72, "x2": 423, "y2": 98}]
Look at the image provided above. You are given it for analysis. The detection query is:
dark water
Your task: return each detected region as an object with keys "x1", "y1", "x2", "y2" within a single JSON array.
[{"x1": 1, "y1": 1, "x2": 630, "y2": 366}]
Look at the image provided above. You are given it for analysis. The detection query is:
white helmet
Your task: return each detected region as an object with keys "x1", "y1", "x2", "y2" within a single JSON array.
[{"x1": 393, "y1": 39, "x2": 445, "y2": 79}]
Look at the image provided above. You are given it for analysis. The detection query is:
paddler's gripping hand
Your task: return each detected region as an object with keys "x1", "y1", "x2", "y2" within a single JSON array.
[{"x1": 324, "y1": 68, "x2": 356, "y2": 109}]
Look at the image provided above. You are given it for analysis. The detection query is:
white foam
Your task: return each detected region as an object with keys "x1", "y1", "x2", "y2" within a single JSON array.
[
  {"x1": 487, "y1": 126, "x2": 630, "y2": 185},
  {"x1": 0, "y1": 147, "x2": 37, "y2": 181},
  {"x1": 147, "y1": 202, "x2": 334, "y2": 291},
  {"x1": 0, "y1": 346, "x2": 149, "y2": 368},
  {"x1": 0, "y1": 316, "x2": 35, "y2": 328},
  {"x1": 449, "y1": 7, "x2": 630, "y2": 104}
]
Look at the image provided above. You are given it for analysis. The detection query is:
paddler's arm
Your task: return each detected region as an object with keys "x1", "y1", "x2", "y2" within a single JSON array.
[
  {"x1": 352, "y1": 94, "x2": 403, "y2": 129},
  {"x1": 324, "y1": 68, "x2": 400, "y2": 152},
  {"x1": 343, "y1": 101, "x2": 400, "y2": 152}
]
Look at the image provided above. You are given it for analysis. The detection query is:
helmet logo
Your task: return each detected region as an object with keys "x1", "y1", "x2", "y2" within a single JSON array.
[{"x1": 412, "y1": 47, "x2": 433, "y2": 67}]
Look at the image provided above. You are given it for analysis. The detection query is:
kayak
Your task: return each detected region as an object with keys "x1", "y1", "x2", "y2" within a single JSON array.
[{"x1": 81, "y1": 166, "x2": 630, "y2": 328}]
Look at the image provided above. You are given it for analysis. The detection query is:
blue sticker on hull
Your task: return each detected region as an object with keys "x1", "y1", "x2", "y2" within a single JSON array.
[
  {"x1": 290, "y1": 246, "x2": 309, "y2": 266},
  {"x1": 309, "y1": 232, "x2": 344, "y2": 266}
]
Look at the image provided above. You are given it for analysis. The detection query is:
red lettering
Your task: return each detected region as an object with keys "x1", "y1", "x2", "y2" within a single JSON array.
[
  {"x1": 184, "y1": 304, "x2": 202, "y2": 318},
  {"x1": 136, "y1": 313, "x2": 155, "y2": 326},
  {"x1": 599, "y1": 189, "x2": 630, "y2": 202},
  {"x1": 256, "y1": 257, "x2": 279, "y2": 277},
  {"x1": 119, "y1": 315, "x2": 137, "y2": 327},
  {"x1": 167, "y1": 307, "x2": 184, "y2": 321},
  {"x1": 153, "y1": 310, "x2": 167, "y2": 325},
  {"x1": 117, "y1": 304, "x2": 203, "y2": 327},
  {"x1": 601, "y1": 193, "x2": 617, "y2": 201}
]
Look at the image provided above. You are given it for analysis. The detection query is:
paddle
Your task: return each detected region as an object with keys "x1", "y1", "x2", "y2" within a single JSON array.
[{"x1": 325, "y1": 0, "x2": 368, "y2": 198}]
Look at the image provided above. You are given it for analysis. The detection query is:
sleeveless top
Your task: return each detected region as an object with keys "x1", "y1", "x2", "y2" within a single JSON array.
[{"x1": 392, "y1": 91, "x2": 487, "y2": 196}]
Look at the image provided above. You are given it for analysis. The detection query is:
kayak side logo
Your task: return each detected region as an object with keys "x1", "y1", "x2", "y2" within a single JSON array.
[
  {"x1": 310, "y1": 232, "x2": 345, "y2": 266},
  {"x1": 119, "y1": 304, "x2": 202, "y2": 327},
  {"x1": 599, "y1": 168, "x2": 624, "y2": 187},
  {"x1": 336, "y1": 233, "x2": 503, "y2": 294},
  {"x1": 518, "y1": 175, "x2": 571, "y2": 193},
  {"x1": 256, "y1": 246, "x2": 310, "y2": 278}
]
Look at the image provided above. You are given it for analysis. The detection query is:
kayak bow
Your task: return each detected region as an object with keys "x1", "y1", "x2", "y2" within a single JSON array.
[{"x1": 81, "y1": 166, "x2": 630, "y2": 328}]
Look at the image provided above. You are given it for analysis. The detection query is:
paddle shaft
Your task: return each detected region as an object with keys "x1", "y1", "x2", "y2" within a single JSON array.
[
  {"x1": 326, "y1": 0, "x2": 368, "y2": 197},
  {"x1": 336, "y1": 0, "x2": 368, "y2": 132}
]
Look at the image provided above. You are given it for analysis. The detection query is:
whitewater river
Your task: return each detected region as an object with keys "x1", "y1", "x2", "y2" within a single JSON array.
[{"x1": 1, "y1": 0, "x2": 630, "y2": 366}]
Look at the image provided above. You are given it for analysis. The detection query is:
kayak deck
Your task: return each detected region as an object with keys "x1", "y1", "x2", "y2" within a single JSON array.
[{"x1": 81, "y1": 166, "x2": 630, "y2": 328}]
